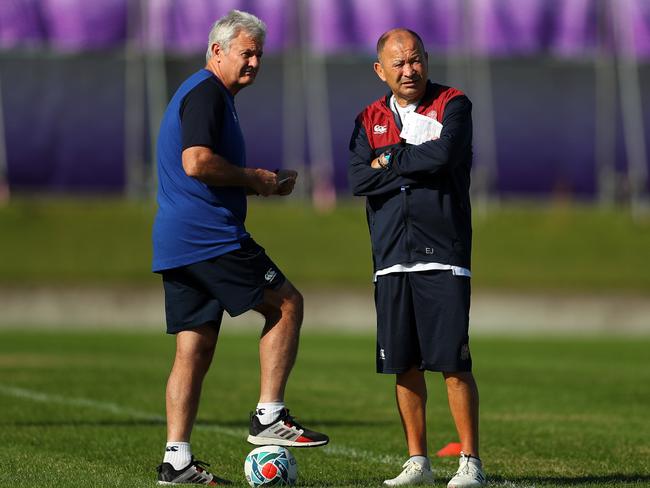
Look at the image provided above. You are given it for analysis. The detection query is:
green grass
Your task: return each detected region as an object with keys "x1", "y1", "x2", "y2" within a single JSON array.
[
  {"x1": 1, "y1": 198, "x2": 650, "y2": 291},
  {"x1": 0, "y1": 329, "x2": 648, "y2": 487}
]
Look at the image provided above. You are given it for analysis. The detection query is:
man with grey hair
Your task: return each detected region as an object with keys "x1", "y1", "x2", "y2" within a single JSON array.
[{"x1": 153, "y1": 10, "x2": 328, "y2": 485}]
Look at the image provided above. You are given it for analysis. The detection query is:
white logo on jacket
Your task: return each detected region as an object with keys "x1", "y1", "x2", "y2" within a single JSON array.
[
  {"x1": 264, "y1": 268, "x2": 277, "y2": 282},
  {"x1": 373, "y1": 124, "x2": 387, "y2": 134}
]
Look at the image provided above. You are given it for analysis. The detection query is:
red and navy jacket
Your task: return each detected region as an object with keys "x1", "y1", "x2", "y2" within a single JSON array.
[{"x1": 348, "y1": 81, "x2": 473, "y2": 273}]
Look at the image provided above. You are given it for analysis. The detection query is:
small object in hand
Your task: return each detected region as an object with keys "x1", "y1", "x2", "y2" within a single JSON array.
[{"x1": 278, "y1": 176, "x2": 292, "y2": 185}]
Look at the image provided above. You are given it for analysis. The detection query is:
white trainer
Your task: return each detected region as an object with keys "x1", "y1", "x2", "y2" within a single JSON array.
[
  {"x1": 383, "y1": 459, "x2": 435, "y2": 486},
  {"x1": 447, "y1": 453, "x2": 486, "y2": 488}
]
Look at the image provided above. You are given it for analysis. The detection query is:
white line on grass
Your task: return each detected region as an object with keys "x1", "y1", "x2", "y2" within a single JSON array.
[
  {"x1": 0, "y1": 384, "x2": 402, "y2": 466},
  {"x1": 0, "y1": 384, "x2": 166, "y2": 421}
]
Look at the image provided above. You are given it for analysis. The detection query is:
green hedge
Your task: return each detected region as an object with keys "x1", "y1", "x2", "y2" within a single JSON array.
[{"x1": 1, "y1": 198, "x2": 649, "y2": 292}]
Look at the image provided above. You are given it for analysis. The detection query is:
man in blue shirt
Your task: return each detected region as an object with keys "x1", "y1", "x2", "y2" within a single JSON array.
[{"x1": 153, "y1": 10, "x2": 328, "y2": 485}]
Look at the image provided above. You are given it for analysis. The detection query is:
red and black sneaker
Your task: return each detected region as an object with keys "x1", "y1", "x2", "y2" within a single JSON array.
[
  {"x1": 247, "y1": 408, "x2": 329, "y2": 447},
  {"x1": 157, "y1": 456, "x2": 232, "y2": 485}
]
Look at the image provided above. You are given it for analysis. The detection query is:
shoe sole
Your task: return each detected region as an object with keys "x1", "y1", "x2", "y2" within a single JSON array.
[
  {"x1": 383, "y1": 483, "x2": 434, "y2": 487},
  {"x1": 246, "y1": 434, "x2": 329, "y2": 448},
  {"x1": 158, "y1": 480, "x2": 223, "y2": 486},
  {"x1": 157, "y1": 482, "x2": 218, "y2": 486},
  {"x1": 383, "y1": 476, "x2": 435, "y2": 486}
]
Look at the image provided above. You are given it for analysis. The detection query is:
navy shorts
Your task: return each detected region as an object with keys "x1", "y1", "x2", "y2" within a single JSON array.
[
  {"x1": 161, "y1": 238, "x2": 286, "y2": 334},
  {"x1": 374, "y1": 270, "x2": 472, "y2": 373}
]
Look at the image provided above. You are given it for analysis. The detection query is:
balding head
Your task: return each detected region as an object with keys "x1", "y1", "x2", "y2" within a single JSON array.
[
  {"x1": 374, "y1": 28, "x2": 428, "y2": 106},
  {"x1": 376, "y1": 29, "x2": 425, "y2": 60}
]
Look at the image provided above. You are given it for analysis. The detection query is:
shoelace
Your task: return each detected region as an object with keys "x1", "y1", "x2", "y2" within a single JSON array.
[
  {"x1": 191, "y1": 458, "x2": 212, "y2": 474},
  {"x1": 281, "y1": 410, "x2": 305, "y2": 431},
  {"x1": 193, "y1": 459, "x2": 234, "y2": 485},
  {"x1": 155, "y1": 458, "x2": 212, "y2": 476},
  {"x1": 456, "y1": 454, "x2": 482, "y2": 478},
  {"x1": 402, "y1": 460, "x2": 424, "y2": 475},
  {"x1": 457, "y1": 456, "x2": 471, "y2": 475}
]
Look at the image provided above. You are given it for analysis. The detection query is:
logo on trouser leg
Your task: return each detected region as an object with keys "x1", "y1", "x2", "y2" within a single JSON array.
[
  {"x1": 460, "y1": 344, "x2": 470, "y2": 361},
  {"x1": 264, "y1": 268, "x2": 277, "y2": 282},
  {"x1": 379, "y1": 348, "x2": 386, "y2": 360}
]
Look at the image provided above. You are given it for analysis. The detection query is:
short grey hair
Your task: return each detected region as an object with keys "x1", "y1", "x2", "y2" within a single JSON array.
[{"x1": 206, "y1": 10, "x2": 267, "y2": 62}]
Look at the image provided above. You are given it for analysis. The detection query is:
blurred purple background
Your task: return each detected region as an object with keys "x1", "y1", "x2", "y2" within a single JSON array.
[
  {"x1": 3, "y1": 0, "x2": 650, "y2": 56},
  {"x1": 0, "y1": 0, "x2": 649, "y2": 200}
]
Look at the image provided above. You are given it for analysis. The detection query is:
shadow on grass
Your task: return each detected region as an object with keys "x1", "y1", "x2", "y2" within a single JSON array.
[
  {"x1": 289, "y1": 480, "x2": 385, "y2": 487},
  {"x1": 3, "y1": 417, "x2": 388, "y2": 429},
  {"x1": 2, "y1": 419, "x2": 164, "y2": 427},
  {"x1": 293, "y1": 474, "x2": 650, "y2": 487},
  {"x1": 198, "y1": 419, "x2": 392, "y2": 427},
  {"x1": 489, "y1": 473, "x2": 650, "y2": 485}
]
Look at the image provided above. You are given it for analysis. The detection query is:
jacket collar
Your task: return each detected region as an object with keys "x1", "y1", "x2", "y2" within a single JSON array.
[{"x1": 382, "y1": 80, "x2": 437, "y2": 113}]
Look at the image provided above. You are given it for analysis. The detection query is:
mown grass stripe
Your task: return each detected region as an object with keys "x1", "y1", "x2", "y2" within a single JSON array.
[{"x1": 0, "y1": 384, "x2": 401, "y2": 466}]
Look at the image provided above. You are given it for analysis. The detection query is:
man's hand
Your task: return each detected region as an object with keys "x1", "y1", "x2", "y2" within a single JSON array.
[
  {"x1": 275, "y1": 169, "x2": 298, "y2": 196},
  {"x1": 370, "y1": 157, "x2": 383, "y2": 169},
  {"x1": 371, "y1": 151, "x2": 391, "y2": 170},
  {"x1": 181, "y1": 148, "x2": 296, "y2": 196},
  {"x1": 250, "y1": 168, "x2": 280, "y2": 196}
]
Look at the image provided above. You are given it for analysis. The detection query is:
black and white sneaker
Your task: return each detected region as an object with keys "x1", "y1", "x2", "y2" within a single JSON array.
[
  {"x1": 156, "y1": 456, "x2": 231, "y2": 485},
  {"x1": 247, "y1": 408, "x2": 329, "y2": 447}
]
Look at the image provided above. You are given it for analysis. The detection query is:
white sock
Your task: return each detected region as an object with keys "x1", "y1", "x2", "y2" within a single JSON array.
[
  {"x1": 409, "y1": 455, "x2": 431, "y2": 470},
  {"x1": 163, "y1": 442, "x2": 192, "y2": 470},
  {"x1": 255, "y1": 402, "x2": 285, "y2": 425}
]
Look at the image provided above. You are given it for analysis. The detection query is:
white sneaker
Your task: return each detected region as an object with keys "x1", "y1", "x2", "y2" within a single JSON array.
[
  {"x1": 447, "y1": 453, "x2": 486, "y2": 488},
  {"x1": 383, "y1": 459, "x2": 435, "y2": 486}
]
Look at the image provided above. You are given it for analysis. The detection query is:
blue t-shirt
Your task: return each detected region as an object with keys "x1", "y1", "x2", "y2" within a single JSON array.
[{"x1": 152, "y1": 69, "x2": 250, "y2": 272}]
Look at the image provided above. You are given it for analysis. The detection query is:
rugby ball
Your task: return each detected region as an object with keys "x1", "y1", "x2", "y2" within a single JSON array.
[{"x1": 244, "y1": 445, "x2": 297, "y2": 487}]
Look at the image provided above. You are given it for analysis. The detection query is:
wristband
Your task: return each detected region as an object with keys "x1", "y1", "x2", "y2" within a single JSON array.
[{"x1": 379, "y1": 151, "x2": 391, "y2": 169}]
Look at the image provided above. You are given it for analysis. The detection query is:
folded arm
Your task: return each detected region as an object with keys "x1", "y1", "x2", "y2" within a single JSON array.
[
  {"x1": 348, "y1": 122, "x2": 418, "y2": 196},
  {"x1": 389, "y1": 96, "x2": 472, "y2": 177}
]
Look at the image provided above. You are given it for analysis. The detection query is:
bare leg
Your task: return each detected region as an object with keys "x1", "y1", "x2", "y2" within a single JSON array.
[
  {"x1": 166, "y1": 323, "x2": 219, "y2": 442},
  {"x1": 396, "y1": 367, "x2": 428, "y2": 456},
  {"x1": 254, "y1": 280, "x2": 303, "y2": 402},
  {"x1": 443, "y1": 371, "x2": 479, "y2": 457}
]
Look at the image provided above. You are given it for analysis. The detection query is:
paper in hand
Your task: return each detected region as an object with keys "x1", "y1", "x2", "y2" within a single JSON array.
[{"x1": 399, "y1": 112, "x2": 443, "y2": 145}]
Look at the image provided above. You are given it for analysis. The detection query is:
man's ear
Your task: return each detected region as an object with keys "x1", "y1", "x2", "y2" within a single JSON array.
[
  {"x1": 374, "y1": 61, "x2": 386, "y2": 82},
  {"x1": 211, "y1": 42, "x2": 221, "y2": 60}
]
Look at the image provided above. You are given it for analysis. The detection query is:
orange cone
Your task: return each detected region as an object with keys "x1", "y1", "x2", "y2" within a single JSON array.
[{"x1": 436, "y1": 442, "x2": 462, "y2": 457}]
